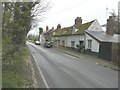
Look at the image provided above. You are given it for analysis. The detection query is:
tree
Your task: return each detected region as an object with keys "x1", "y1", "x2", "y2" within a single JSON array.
[
  {"x1": 2, "y1": 1, "x2": 50, "y2": 87},
  {"x1": 101, "y1": 9, "x2": 119, "y2": 34},
  {"x1": 31, "y1": 0, "x2": 51, "y2": 29},
  {"x1": 2, "y1": 0, "x2": 50, "y2": 60}
]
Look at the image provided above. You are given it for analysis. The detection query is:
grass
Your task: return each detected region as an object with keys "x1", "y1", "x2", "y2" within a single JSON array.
[{"x1": 2, "y1": 45, "x2": 29, "y2": 88}]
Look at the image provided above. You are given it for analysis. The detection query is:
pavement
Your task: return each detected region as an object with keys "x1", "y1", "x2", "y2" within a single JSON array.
[{"x1": 53, "y1": 46, "x2": 119, "y2": 71}]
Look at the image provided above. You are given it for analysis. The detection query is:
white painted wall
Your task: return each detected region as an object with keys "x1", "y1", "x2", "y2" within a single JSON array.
[
  {"x1": 52, "y1": 35, "x2": 84, "y2": 48},
  {"x1": 85, "y1": 33, "x2": 99, "y2": 53},
  {"x1": 84, "y1": 19, "x2": 103, "y2": 53},
  {"x1": 40, "y1": 34, "x2": 45, "y2": 44},
  {"x1": 54, "y1": 37, "x2": 60, "y2": 47},
  {"x1": 59, "y1": 36, "x2": 68, "y2": 46},
  {"x1": 88, "y1": 19, "x2": 103, "y2": 31},
  {"x1": 67, "y1": 35, "x2": 84, "y2": 48}
]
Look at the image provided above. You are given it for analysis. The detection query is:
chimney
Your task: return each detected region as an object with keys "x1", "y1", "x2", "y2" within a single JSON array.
[
  {"x1": 52, "y1": 27, "x2": 54, "y2": 30},
  {"x1": 75, "y1": 17, "x2": 82, "y2": 29},
  {"x1": 57, "y1": 24, "x2": 61, "y2": 29},
  {"x1": 106, "y1": 16, "x2": 115, "y2": 36},
  {"x1": 46, "y1": 26, "x2": 49, "y2": 31}
]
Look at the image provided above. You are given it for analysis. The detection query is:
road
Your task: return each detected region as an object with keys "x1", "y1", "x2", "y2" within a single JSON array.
[{"x1": 27, "y1": 42, "x2": 118, "y2": 88}]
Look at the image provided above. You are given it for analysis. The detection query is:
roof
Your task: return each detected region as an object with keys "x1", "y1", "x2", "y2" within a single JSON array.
[
  {"x1": 62, "y1": 26, "x2": 73, "y2": 36},
  {"x1": 85, "y1": 30, "x2": 120, "y2": 43},
  {"x1": 52, "y1": 20, "x2": 95, "y2": 37},
  {"x1": 74, "y1": 20, "x2": 95, "y2": 35},
  {"x1": 52, "y1": 28, "x2": 65, "y2": 36},
  {"x1": 42, "y1": 29, "x2": 53, "y2": 35}
]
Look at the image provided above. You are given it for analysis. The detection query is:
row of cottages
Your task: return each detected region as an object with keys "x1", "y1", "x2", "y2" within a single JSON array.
[
  {"x1": 52, "y1": 17, "x2": 103, "y2": 51},
  {"x1": 52, "y1": 16, "x2": 119, "y2": 65}
]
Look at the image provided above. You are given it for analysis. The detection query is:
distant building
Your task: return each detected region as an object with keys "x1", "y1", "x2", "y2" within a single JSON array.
[{"x1": 40, "y1": 26, "x2": 54, "y2": 44}]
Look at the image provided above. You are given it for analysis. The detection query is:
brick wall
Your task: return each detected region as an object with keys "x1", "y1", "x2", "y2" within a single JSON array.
[{"x1": 112, "y1": 43, "x2": 120, "y2": 65}]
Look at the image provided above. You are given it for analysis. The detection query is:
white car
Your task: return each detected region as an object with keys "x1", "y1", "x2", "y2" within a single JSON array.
[{"x1": 35, "y1": 41, "x2": 40, "y2": 45}]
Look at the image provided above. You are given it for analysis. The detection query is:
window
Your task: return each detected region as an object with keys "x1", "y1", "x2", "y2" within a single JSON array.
[
  {"x1": 79, "y1": 41, "x2": 84, "y2": 46},
  {"x1": 55, "y1": 40, "x2": 57, "y2": 46},
  {"x1": 88, "y1": 40, "x2": 92, "y2": 49},
  {"x1": 71, "y1": 41, "x2": 75, "y2": 47},
  {"x1": 58, "y1": 40, "x2": 60, "y2": 46},
  {"x1": 62, "y1": 40, "x2": 65, "y2": 46}
]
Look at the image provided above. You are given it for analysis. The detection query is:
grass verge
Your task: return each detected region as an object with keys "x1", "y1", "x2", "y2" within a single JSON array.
[{"x1": 2, "y1": 45, "x2": 29, "y2": 88}]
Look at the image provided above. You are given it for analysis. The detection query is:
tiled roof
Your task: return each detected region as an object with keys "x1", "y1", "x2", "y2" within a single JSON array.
[
  {"x1": 52, "y1": 20, "x2": 95, "y2": 37},
  {"x1": 85, "y1": 30, "x2": 120, "y2": 43}
]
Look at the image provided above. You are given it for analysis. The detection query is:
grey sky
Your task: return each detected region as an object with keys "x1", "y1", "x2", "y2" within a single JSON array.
[{"x1": 29, "y1": 0, "x2": 119, "y2": 35}]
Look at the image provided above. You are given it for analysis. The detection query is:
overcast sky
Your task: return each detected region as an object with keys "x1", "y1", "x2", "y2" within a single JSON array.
[{"x1": 29, "y1": 0, "x2": 119, "y2": 35}]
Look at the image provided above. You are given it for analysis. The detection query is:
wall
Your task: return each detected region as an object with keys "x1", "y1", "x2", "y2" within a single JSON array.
[
  {"x1": 40, "y1": 34, "x2": 45, "y2": 44},
  {"x1": 99, "y1": 42, "x2": 112, "y2": 61},
  {"x1": 60, "y1": 36, "x2": 68, "y2": 46},
  {"x1": 85, "y1": 33, "x2": 100, "y2": 53},
  {"x1": 84, "y1": 19, "x2": 102, "y2": 53},
  {"x1": 88, "y1": 19, "x2": 103, "y2": 31},
  {"x1": 52, "y1": 37, "x2": 59, "y2": 47},
  {"x1": 67, "y1": 35, "x2": 84, "y2": 48},
  {"x1": 52, "y1": 35, "x2": 84, "y2": 48},
  {"x1": 112, "y1": 43, "x2": 120, "y2": 65}
]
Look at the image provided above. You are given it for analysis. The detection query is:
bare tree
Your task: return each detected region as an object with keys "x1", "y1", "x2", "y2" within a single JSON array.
[{"x1": 31, "y1": 0, "x2": 51, "y2": 29}]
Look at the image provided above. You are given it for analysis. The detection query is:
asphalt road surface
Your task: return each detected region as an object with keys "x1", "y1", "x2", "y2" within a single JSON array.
[{"x1": 27, "y1": 42, "x2": 118, "y2": 88}]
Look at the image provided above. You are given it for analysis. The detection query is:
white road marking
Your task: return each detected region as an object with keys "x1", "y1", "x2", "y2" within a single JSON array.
[
  {"x1": 32, "y1": 53, "x2": 49, "y2": 88},
  {"x1": 63, "y1": 53, "x2": 78, "y2": 59}
]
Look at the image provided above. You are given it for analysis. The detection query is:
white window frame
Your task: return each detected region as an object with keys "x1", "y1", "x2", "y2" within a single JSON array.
[
  {"x1": 71, "y1": 41, "x2": 75, "y2": 47},
  {"x1": 88, "y1": 39, "x2": 92, "y2": 49}
]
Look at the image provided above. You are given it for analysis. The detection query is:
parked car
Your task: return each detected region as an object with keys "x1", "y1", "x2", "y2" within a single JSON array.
[
  {"x1": 35, "y1": 41, "x2": 40, "y2": 45},
  {"x1": 44, "y1": 42, "x2": 52, "y2": 48},
  {"x1": 28, "y1": 40, "x2": 32, "y2": 42}
]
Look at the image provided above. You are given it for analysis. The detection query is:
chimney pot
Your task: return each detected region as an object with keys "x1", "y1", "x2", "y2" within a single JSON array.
[
  {"x1": 46, "y1": 26, "x2": 49, "y2": 31},
  {"x1": 57, "y1": 24, "x2": 61, "y2": 29},
  {"x1": 52, "y1": 27, "x2": 54, "y2": 30},
  {"x1": 75, "y1": 17, "x2": 82, "y2": 29}
]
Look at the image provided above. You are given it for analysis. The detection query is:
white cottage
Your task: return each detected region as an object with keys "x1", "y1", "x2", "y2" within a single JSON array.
[
  {"x1": 52, "y1": 17, "x2": 102, "y2": 49},
  {"x1": 84, "y1": 19, "x2": 103, "y2": 53},
  {"x1": 85, "y1": 16, "x2": 120, "y2": 63}
]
